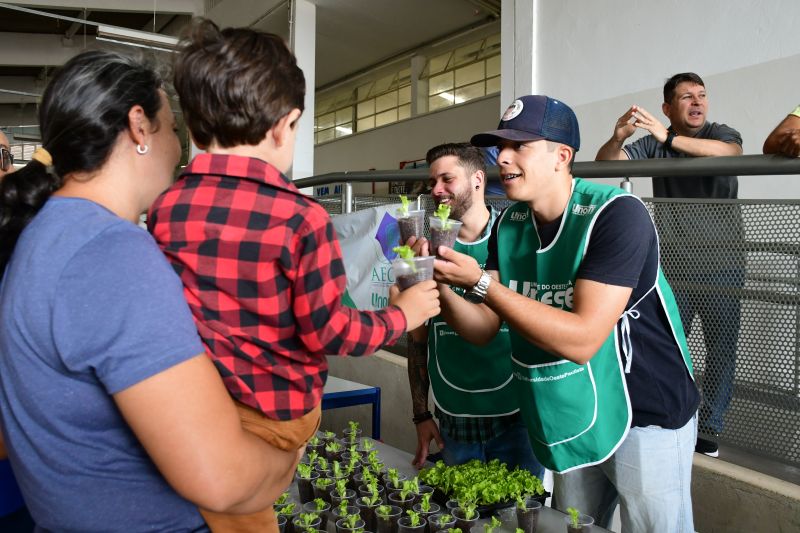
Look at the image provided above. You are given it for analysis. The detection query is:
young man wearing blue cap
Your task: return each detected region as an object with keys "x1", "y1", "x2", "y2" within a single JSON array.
[{"x1": 431, "y1": 95, "x2": 700, "y2": 532}]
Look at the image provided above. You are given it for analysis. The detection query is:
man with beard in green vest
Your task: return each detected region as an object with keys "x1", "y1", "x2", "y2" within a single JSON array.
[
  {"x1": 405, "y1": 143, "x2": 543, "y2": 480},
  {"x1": 431, "y1": 95, "x2": 700, "y2": 533}
]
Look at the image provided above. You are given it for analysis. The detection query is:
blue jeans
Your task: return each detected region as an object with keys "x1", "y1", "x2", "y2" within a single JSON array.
[
  {"x1": 675, "y1": 268, "x2": 743, "y2": 434},
  {"x1": 553, "y1": 416, "x2": 697, "y2": 533},
  {"x1": 440, "y1": 419, "x2": 545, "y2": 480}
]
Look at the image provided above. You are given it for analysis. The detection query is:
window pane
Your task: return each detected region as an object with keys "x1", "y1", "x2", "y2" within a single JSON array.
[
  {"x1": 398, "y1": 85, "x2": 411, "y2": 105},
  {"x1": 375, "y1": 109, "x2": 398, "y2": 127},
  {"x1": 316, "y1": 96, "x2": 335, "y2": 115},
  {"x1": 357, "y1": 82, "x2": 374, "y2": 101},
  {"x1": 429, "y1": 94, "x2": 452, "y2": 111},
  {"x1": 428, "y1": 52, "x2": 451, "y2": 75},
  {"x1": 480, "y1": 34, "x2": 501, "y2": 58},
  {"x1": 486, "y1": 55, "x2": 501, "y2": 78},
  {"x1": 455, "y1": 81, "x2": 485, "y2": 103},
  {"x1": 317, "y1": 112, "x2": 335, "y2": 130},
  {"x1": 334, "y1": 122, "x2": 353, "y2": 138},
  {"x1": 357, "y1": 116, "x2": 375, "y2": 132},
  {"x1": 376, "y1": 91, "x2": 398, "y2": 113},
  {"x1": 373, "y1": 73, "x2": 395, "y2": 95},
  {"x1": 357, "y1": 99, "x2": 375, "y2": 118},
  {"x1": 335, "y1": 107, "x2": 353, "y2": 125},
  {"x1": 453, "y1": 41, "x2": 481, "y2": 66},
  {"x1": 455, "y1": 62, "x2": 484, "y2": 88},
  {"x1": 398, "y1": 68, "x2": 411, "y2": 84},
  {"x1": 486, "y1": 75, "x2": 501, "y2": 95},
  {"x1": 317, "y1": 128, "x2": 335, "y2": 143},
  {"x1": 398, "y1": 104, "x2": 411, "y2": 121},
  {"x1": 429, "y1": 71, "x2": 453, "y2": 96}
]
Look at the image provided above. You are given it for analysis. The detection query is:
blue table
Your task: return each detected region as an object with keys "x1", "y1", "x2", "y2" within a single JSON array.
[{"x1": 322, "y1": 376, "x2": 381, "y2": 440}]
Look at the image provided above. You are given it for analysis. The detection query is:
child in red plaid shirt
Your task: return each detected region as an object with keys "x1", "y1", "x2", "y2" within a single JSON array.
[{"x1": 149, "y1": 18, "x2": 440, "y2": 532}]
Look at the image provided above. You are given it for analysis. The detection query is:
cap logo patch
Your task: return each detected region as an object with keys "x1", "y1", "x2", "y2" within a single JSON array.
[{"x1": 502, "y1": 99, "x2": 524, "y2": 121}]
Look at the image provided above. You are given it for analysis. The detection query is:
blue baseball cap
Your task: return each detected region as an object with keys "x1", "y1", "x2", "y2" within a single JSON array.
[{"x1": 470, "y1": 95, "x2": 580, "y2": 151}]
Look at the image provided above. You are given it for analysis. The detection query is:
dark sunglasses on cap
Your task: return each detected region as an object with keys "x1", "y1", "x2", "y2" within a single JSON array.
[{"x1": 1, "y1": 146, "x2": 14, "y2": 171}]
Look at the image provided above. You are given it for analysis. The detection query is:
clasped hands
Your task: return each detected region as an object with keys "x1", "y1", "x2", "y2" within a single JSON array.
[{"x1": 614, "y1": 104, "x2": 669, "y2": 143}]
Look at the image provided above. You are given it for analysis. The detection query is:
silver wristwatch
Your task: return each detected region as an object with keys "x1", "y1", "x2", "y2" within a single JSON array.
[{"x1": 464, "y1": 270, "x2": 491, "y2": 304}]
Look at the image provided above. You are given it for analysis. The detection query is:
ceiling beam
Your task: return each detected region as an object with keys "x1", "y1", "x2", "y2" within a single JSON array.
[{"x1": 64, "y1": 9, "x2": 91, "y2": 39}]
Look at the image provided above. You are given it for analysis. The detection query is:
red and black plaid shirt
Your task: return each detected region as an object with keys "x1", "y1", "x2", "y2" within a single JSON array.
[{"x1": 148, "y1": 154, "x2": 406, "y2": 420}]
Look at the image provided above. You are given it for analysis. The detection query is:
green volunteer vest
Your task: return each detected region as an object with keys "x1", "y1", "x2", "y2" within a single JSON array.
[
  {"x1": 428, "y1": 217, "x2": 517, "y2": 418},
  {"x1": 496, "y1": 178, "x2": 692, "y2": 473}
]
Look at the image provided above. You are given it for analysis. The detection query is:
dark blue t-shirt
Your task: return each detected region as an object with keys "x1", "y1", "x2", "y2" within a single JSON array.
[
  {"x1": 0, "y1": 198, "x2": 207, "y2": 532},
  {"x1": 487, "y1": 194, "x2": 699, "y2": 429}
]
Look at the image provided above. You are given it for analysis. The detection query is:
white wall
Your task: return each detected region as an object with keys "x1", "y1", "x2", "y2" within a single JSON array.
[{"x1": 315, "y1": 0, "x2": 800, "y2": 199}]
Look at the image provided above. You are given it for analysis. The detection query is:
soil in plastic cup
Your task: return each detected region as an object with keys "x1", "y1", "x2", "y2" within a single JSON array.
[
  {"x1": 412, "y1": 501, "x2": 440, "y2": 533},
  {"x1": 397, "y1": 515, "x2": 427, "y2": 533},
  {"x1": 429, "y1": 217, "x2": 462, "y2": 257},
  {"x1": 356, "y1": 495, "x2": 381, "y2": 531},
  {"x1": 392, "y1": 256, "x2": 435, "y2": 291},
  {"x1": 312, "y1": 478, "x2": 334, "y2": 503},
  {"x1": 293, "y1": 512, "x2": 323, "y2": 533},
  {"x1": 396, "y1": 209, "x2": 425, "y2": 244},
  {"x1": 375, "y1": 504, "x2": 403, "y2": 533},
  {"x1": 336, "y1": 516, "x2": 366, "y2": 533},
  {"x1": 295, "y1": 469, "x2": 319, "y2": 504},
  {"x1": 517, "y1": 498, "x2": 542, "y2": 533},
  {"x1": 565, "y1": 513, "x2": 594, "y2": 532}
]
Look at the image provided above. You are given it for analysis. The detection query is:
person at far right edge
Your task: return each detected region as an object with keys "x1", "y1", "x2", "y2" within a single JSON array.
[{"x1": 596, "y1": 72, "x2": 744, "y2": 458}]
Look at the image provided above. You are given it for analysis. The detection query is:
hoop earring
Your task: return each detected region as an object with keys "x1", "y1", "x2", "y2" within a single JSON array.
[
  {"x1": 475, "y1": 185, "x2": 480, "y2": 190},
  {"x1": 136, "y1": 144, "x2": 149, "y2": 155}
]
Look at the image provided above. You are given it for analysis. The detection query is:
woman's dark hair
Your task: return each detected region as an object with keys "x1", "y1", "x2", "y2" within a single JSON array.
[
  {"x1": 0, "y1": 50, "x2": 163, "y2": 271},
  {"x1": 173, "y1": 18, "x2": 305, "y2": 148}
]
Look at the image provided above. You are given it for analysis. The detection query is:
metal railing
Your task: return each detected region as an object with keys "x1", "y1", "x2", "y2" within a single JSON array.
[{"x1": 299, "y1": 154, "x2": 800, "y2": 471}]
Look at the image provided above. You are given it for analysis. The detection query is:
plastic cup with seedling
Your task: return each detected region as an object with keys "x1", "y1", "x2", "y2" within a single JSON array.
[
  {"x1": 293, "y1": 512, "x2": 322, "y2": 532},
  {"x1": 412, "y1": 491, "x2": 440, "y2": 530},
  {"x1": 312, "y1": 477, "x2": 334, "y2": 503},
  {"x1": 429, "y1": 204, "x2": 463, "y2": 258},
  {"x1": 515, "y1": 494, "x2": 542, "y2": 533},
  {"x1": 565, "y1": 507, "x2": 594, "y2": 533},
  {"x1": 391, "y1": 245, "x2": 435, "y2": 291},
  {"x1": 483, "y1": 516, "x2": 502, "y2": 533},
  {"x1": 453, "y1": 500, "x2": 478, "y2": 532},
  {"x1": 396, "y1": 195, "x2": 425, "y2": 244},
  {"x1": 398, "y1": 509, "x2": 426, "y2": 533},
  {"x1": 344, "y1": 420, "x2": 362, "y2": 444},
  {"x1": 295, "y1": 462, "x2": 320, "y2": 504},
  {"x1": 302, "y1": 499, "x2": 330, "y2": 530},
  {"x1": 375, "y1": 504, "x2": 402, "y2": 533}
]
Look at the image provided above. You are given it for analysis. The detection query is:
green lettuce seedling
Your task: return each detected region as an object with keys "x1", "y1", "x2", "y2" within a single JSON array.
[
  {"x1": 458, "y1": 499, "x2": 477, "y2": 520},
  {"x1": 437, "y1": 514, "x2": 453, "y2": 526},
  {"x1": 275, "y1": 491, "x2": 290, "y2": 505},
  {"x1": 326, "y1": 440, "x2": 342, "y2": 453},
  {"x1": 399, "y1": 480, "x2": 415, "y2": 501},
  {"x1": 420, "y1": 492, "x2": 432, "y2": 512},
  {"x1": 398, "y1": 195, "x2": 410, "y2": 217},
  {"x1": 313, "y1": 498, "x2": 327, "y2": 511},
  {"x1": 348, "y1": 420, "x2": 360, "y2": 434},
  {"x1": 567, "y1": 507, "x2": 580, "y2": 528},
  {"x1": 296, "y1": 462, "x2": 313, "y2": 479},
  {"x1": 387, "y1": 468, "x2": 401, "y2": 488},
  {"x1": 362, "y1": 490, "x2": 381, "y2": 506},
  {"x1": 338, "y1": 500, "x2": 349, "y2": 516},
  {"x1": 297, "y1": 513, "x2": 318, "y2": 527},
  {"x1": 376, "y1": 505, "x2": 393, "y2": 517},
  {"x1": 434, "y1": 203, "x2": 453, "y2": 230},
  {"x1": 483, "y1": 516, "x2": 501, "y2": 533},
  {"x1": 392, "y1": 245, "x2": 417, "y2": 273},
  {"x1": 315, "y1": 456, "x2": 328, "y2": 471},
  {"x1": 406, "y1": 509, "x2": 421, "y2": 527},
  {"x1": 335, "y1": 478, "x2": 348, "y2": 498},
  {"x1": 314, "y1": 477, "x2": 332, "y2": 489},
  {"x1": 277, "y1": 502, "x2": 295, "y2": 515},
  {"x1": 344, "y1": 513, "x2": 360, "y2": 529}
]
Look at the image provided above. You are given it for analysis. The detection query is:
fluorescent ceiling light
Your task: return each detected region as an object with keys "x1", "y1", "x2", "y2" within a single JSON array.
[
  {"x1": 335, "y1": 126, "x2": 352, "y2": 135},
  {"x1": 97, "y1": 25, "x2": 178, "y2": 49}
]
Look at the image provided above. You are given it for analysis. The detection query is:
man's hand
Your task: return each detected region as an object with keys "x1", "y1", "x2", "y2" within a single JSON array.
[
  {"x1": 406, "y1": 235, "x2": 431, "y2": 257},
  {"x1": 389, "y1": 281, "x2": 440, "y2": 331},
  {"x1": 413, "y1": 419, "x2": 444, "y2": 469},
  {"x1": 433, "y1": 246, "x2": 483, "y2": 290},
  {"x1": 612, "y1": 106, "x2": 639, "y2": 142},
  {"x1": 629, "y1": 105, "x2": 669, "y2": 143}
]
